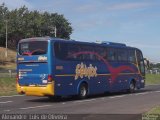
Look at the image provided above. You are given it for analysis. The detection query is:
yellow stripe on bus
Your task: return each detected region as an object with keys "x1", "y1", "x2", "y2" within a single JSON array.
[{"x1": 55, "y1": 73, "x2": 140, "y2": 77}]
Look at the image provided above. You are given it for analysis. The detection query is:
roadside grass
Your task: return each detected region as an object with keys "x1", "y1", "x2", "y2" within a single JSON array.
[
  {"x1": 0, "y1": 47, "x2": 16, "y2": 70},
  {"x1": 143, "y1": 106, "x2": 160, "y2": 119},
  {"x1": 0, "y1": 77, "x2": 17, "y2": 96},
  {"x1": 0, "y1": 62, "x2": 16, "y2": 70},
  {"x1": 145, "y1": 74, "x2": 160, "y2": 85},
  {"x1": 147, "y1": 106, "x2": 160, "y2": 114}
]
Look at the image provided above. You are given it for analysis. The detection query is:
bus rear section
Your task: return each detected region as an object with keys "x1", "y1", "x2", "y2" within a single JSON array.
[{"x1": 16, "y1": 39, "x2": 54, "y2": 96}]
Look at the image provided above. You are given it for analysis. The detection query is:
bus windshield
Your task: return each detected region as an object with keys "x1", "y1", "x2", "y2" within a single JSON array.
[{"x1": 19, "y1": 41, "x2": 48, "y2": 56}]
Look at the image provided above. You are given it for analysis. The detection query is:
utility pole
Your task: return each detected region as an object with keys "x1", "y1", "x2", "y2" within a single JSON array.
[
  {"x1": 5, "y1": 20, "x2": 8, "y2": 58},
  {"x1": 50, "y1": 26, "x2": 57, "y2": 37}
]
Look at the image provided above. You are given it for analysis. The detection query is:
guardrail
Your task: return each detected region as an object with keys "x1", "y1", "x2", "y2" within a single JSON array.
[{"x1": 0, "y1": 70, "x2": 16, "y2": 78}]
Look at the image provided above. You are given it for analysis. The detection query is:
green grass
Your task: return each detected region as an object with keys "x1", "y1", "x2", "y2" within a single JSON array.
[
  {"x1": 145, "y1": 74, "x2": 160, "y2": 85},
  {"x1": 143, "y1": 106, "x2": 160, "y2": 120},
  {"x1": 147, "y1": 106, "x2": 160, "y2": 114},
  {"x1": 0, "y1": 77, "x2": 17, "y2": 96}
]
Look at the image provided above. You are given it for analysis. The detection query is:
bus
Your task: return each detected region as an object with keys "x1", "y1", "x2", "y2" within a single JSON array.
[{"x1": 16, "y1": 37, "x2": 145, "y2": 99}]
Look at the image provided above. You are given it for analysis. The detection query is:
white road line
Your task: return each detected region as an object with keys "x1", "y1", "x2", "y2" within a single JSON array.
[
  {"x1": 109, "y1": 95, "x2": 126, "y2": 99},
  {"x1": 73, "y1": 90, "x2": 160, "y2": 103},
  {"x1": 134, "y1": 92, "x2": 149, "y2": 95},
  {"x1": 0, "y1": 95, "x2": 24, "y2": 98},
  {"x1": 134, "y1": 91, "x2": 160, "y2": 96},
  {"x1": 0, "y1": 101, "x2": 13, "y2": 104},
  {"x1": 19, "y1": 105, "x2": 52, "y2": 110},
  {"x1": 3, "y1": 110, "x2": 11, "y2": 112},
  {"x1": 74, "y1": 91, "x2": 160, "y2": 103},
  {"x1": 74, "y1": 99, "x2": 96, "y2": 103},
  {"x1": 155, "y1": 90, "x2": 160, "y2": 93},
  {"x1": 101, "y1": 97, "x2": 105, "y2": 100}
]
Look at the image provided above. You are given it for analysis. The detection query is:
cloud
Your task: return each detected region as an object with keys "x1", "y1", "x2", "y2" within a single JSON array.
[
  {"x1": 76, "y1": 4, "x2": 100, "y2": 13},
  {"x1": 106, "y1": 2, "x2": 151, "y2": 11},
  {"x1": 124, "y1": 41, "x2": 160, "y2": 49},
  {"x1": 0, "y1": 0, "x2": 33, "y2": 10}
]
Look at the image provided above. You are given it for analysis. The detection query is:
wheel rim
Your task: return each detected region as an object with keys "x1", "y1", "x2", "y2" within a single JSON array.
[
  {"x1": 80, "y1": 86, "x2": 87, "y2": 97},
  {"x1": 130, "y1": 82, "x2": 135, "y2": 92}
]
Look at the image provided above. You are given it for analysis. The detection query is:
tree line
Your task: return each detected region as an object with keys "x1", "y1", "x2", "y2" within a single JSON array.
[
  {"x1": 149, "y1": 63, "x2": 160, "y2": 69},
  {"x1": 0, "y1": 3, "x2": 73, "y2": 49}
]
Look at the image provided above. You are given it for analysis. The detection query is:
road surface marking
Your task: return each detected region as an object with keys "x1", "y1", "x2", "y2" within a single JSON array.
[
  {"x1": 19, "y1": 105, "x2": 52, "y2": 110},
  {"x1": 0, "y1": 101, "x2": 13, "y2": 104},
  {"x1": 101, "y1": 97, "x2": 105, "y2": 100},
  {"x1": 62, "y1": 102, "x2": 66, "y2": 104},
  {"x1": 109, "y1": 95, "x2": 126, "y2": 99},
  {"x1": 74, "y1": 99, "x2": 96, "y2": 103},
  {"x1": 3, "y1": 110, "x2": 11, "y2": 112},
  {"x1": 155, "y1": 90, "x2": 160, "y2": 93},
  {"x1": 134, "y1": 92, "x2": 149, "y2": 95},
  {"x1": 0, "y1": 95, "x2": 24, "y2": 98}
]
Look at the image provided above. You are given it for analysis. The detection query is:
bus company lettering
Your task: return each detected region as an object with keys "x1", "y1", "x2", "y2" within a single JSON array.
[
  {"x1": 38, "y1": 56, "x2": 47, "y2": 61},
  {"x1": 75, "y1": 62, "x2": 97, "y2": 80},
  {"x1": 18, "y1": 57, "x2": 24, "y2": 61}
]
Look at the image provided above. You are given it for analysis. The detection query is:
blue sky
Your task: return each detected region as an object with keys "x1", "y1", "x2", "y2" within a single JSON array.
[{"x1": 0, "y1": 0, "x2": 160, "y2": 62}]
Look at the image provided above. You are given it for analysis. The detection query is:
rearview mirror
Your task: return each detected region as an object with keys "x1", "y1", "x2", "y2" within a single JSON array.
[{"x1": 144, "y1": 58, "x2": 150, "y2": 69}]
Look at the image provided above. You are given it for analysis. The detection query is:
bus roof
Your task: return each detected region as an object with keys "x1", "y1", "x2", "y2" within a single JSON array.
[{"x1": 19, "y1": 37, "x2": 138, "y2": 50}]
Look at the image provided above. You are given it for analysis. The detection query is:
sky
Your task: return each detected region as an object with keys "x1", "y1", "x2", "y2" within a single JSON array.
[{"x1": 0, "y1": 0, "x2": 160, "y2": 63}]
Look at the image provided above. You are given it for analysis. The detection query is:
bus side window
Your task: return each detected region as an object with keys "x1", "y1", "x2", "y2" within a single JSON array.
[
  {"x1": 117, "y1": 49, "x2": 128, "y2": 62},
  {"x1": 103, "y1": 49, "x2": 108, "y2": 61},
  {"x1": 81, "y1": 45, "x2": 93, "y2": 61},
  {"x1": 108, "y1": 48, "x2": 117, "y2": 61},
  {"x1": 67, "y1": 44, "x2": 96, "y2": 61},
  {"x1": 94, "y1": 47, "x2": 107, "y2": 61},
  {"x1": 54, "y1": 42, "x2": 68, "y2": 60},
  {"x1": 128, "y1": 50, "x2": 136, "y2": 63},
  {"x1": 67, "y1": 44, "x2": 81, "y2": 60},
  {"x1": 54, "y1": 42, "x2": 62, "y2": 59}
]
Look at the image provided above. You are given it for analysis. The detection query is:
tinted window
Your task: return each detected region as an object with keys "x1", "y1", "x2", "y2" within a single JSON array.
[
  {"x1": 67, "y1": 44, "x2": 82, "y2": 60},
  {"x1": 95, "y1": 47, "x2": 107, "y2": 61},
  {"x1": 54, "y1": 42, "x2": 83, "y2": 60},
  {"x1": 137, "y1": 50, "x2": 145, "y2": 75},
  {"x1": 117, "y1": 49, "x2": 128, "y2": 62},
  {"x1": 19, "y1": 41, "x2": 48, "y2": 55},
  {"x1": 54, "y1": 42, "x2": 136, "y2": 63},
  {"x1": 54, "y1": 42, "x2": 67, "y2": 59},
  {"x1": 54, "y1": 42, "x2": 99, "y2": 61},
  {"x1": 80, "y1": 45, "x2": 96, "y2": 61},
  {"x1": 128, "y1": 49, "x2": 136, "y2": 63},
  {"x1": 108, "y1": 48, "x2": 117, "y2": 61}
]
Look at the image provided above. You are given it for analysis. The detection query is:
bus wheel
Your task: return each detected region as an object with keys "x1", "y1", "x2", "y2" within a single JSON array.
[
  {"x1": 78, "y1": 83, "x2": 88, "y2": 99},
  {"x1": 128, "y1": 81, "x2": 135, "y2": 93}
]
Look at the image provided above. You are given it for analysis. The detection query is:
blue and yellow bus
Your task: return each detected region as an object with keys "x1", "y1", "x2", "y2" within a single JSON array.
[{"x1": 16, "y1": 37, "x2": 145, "y2": 99}]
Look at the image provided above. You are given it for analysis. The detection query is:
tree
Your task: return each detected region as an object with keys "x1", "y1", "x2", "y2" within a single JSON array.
[
  {"x1": 0, "y1": 3, "x2": 73, "y2": 49},
  {"x1": 0, "y1": 3, "x2": 9, "y2": 46}
]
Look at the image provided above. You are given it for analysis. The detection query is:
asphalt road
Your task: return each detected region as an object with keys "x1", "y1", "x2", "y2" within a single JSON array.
[{"x1": 0, "y1": 85, "x2": 160, "y2": 120}]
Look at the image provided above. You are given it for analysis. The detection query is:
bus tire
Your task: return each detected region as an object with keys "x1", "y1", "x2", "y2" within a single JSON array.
[
  {"x1": 128, "y1": 80, "x2": 136, "y2": 93},
  {"x1": 78, "y1": 83, "x2": 88, "y2": 99}
]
